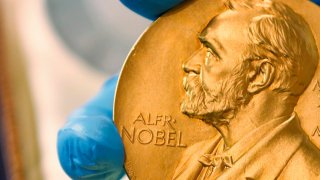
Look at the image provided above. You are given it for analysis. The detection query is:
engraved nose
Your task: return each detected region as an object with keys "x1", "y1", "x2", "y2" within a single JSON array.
[{"x1": 183, "y1": 47, "x2": 205, "y2": 74}]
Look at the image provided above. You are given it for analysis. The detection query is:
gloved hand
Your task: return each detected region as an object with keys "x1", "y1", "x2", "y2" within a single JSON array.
[
  {"x1": 57, "y1": 2, "x2": 184, "y2": 179},
  {"x1": 120, "y1": 0, "x2": 320, "y2": 18},
  {"x1": 57, "y1": 75, "x2": 126, "y2": 179},
  {"x1": 120, "y1": 0, "x2": 184, "y2": 20},
  {"x1": 312, "y1": 0, "x2": 320, "y2": 5}
]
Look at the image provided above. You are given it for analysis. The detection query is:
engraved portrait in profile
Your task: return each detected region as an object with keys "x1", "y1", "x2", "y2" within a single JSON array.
[{"x1": 174, "y1": 0, "x2": 320, "y2": 179}]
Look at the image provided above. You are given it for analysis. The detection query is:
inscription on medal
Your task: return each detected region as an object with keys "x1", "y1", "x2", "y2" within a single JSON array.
[
  {"x1": 311, "y1": 80, "x2": 320, "y2": 138},
  {"x1": 121, "y1": 113, "x2": 187, "y2": 148},
  {"x1": 313, "y1": 79, "x2": 320, "y2": 107},
  {"x1": 312, "y1": 126, "x2": 320, "y2": 137}
]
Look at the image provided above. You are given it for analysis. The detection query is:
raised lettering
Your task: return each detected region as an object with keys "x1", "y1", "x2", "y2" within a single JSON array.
[
  {"x1": 134, "y1": 113, "x2": 146, "y2": 125},
  {"x1": 177, "y1": 131, "x2": 187, "y2": 148},
  {"x1": 146, "y1": 113, "x2": 155, "y2": 125},
  {"x1": 155, "y1": 130, "x2": 166, "y2": 146},
  {"x1": 167, "y1": 131, "x2": 177, "y2": 147},
  {"x1": 313, "y1": 80, "x2": 320, "y2": 107},
  {"x1": 164, "y1": 115, "x2": 175, "y2": 130},
  {"x1": 138, "y1": 129, "x2": 153, "y2": 144},
  {"x1": 122, "y1": 126, "x2": 135, "y2": 144},
  {"x1": 313, "y1": 80, "x2": 320, "y2": 92},
  {"x1": 312, "y1": 126, "x2": 320, "y2": 137},
  {"x1": 156, "y1": 115, "x2": 163, "y2": 126}
]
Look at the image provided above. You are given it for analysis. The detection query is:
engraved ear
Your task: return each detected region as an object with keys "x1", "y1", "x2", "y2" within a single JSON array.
[{"x1": 247, "y1": 60, "x2": 275, "y2": 94}]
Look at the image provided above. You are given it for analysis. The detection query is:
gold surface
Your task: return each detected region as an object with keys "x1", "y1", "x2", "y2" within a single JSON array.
[{"x1": 115, "y1": 0, "x2": 320, "y2": 179}]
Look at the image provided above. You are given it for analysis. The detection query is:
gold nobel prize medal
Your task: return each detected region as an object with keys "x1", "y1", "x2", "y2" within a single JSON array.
[{"x1": 114, "y1": 0, "x2": 320, "y2": 179}]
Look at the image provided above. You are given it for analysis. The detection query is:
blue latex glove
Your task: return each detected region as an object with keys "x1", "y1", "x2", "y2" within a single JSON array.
[
  {"x1": 120, "y1": 0, "x2": 184, "y2": 20},
  {"x1": 120, "y1": 0, "x2": 319, "y2": 20},
  {"x1": 312, "y1": 0, "x2": 320, "y2": 5},
  {"x1": 57, "y1": 75, "x2": 125, "y2": 179}
]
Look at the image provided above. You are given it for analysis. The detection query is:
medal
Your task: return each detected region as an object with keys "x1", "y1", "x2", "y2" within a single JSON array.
[{"x1": 115, "y1": 0, "x2": 320, "y2": 179}]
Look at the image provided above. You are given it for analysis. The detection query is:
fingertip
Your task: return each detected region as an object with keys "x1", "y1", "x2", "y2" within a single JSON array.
[
  {"x1": 120, "y1": 0, "x2": 184, "y2": 20},
  {"x1": 57, "y1": 128, "x2": 78, "y2": 178},
  {"x1": 57, "y1": 116, "x2": 125, "y2": 179},
  {"x1": 312, "y1": 0, "x2": 320, "y2": 5}
]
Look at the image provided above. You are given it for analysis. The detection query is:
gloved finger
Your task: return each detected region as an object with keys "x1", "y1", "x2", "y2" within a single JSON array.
[
  {"x1": 120, "y1": 0, "x2": 184, "y2": 20},
  {"x1": 311, "y1": 0, "x2": 320, "y2": 5},
  {"x1": 57, "y1": 75, "x2": 125, "y2": 179},
  {"x1": 120, "y1": 0, "x2": 320, "y2": 21},
  {"x1": 58, "y1": 116, "x2": 125, "y2": 179}
]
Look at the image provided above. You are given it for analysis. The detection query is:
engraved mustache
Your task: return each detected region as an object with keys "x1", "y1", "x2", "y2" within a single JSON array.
[
  {"x1": 183, "y1": 76, "x2": 199, "y2": 98},
  {"x1": 183, "y1": 75, "x2": 201, "y2": 93},
  {"x1": 182, "y1": 75, "x2": 207, "y2": 113},
  {"x1": 182, "y1": 76, "x2": 190, "y2": 92},
  {"x1": 183, "y1": 75, "x2": 219, "y2": 103}
]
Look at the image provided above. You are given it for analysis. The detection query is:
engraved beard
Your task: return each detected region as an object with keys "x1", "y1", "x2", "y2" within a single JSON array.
[{"x1": 181, "y1": 61, "x2": 252, "y2": 126}]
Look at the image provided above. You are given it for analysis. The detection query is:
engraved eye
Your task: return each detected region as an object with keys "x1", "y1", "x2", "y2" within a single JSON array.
[
  {"x1": 205, "y1": 48, "x2": 219, "y2": 65},
  {"x1": 206, "y1": 49, "x2": 212, "y2": 57}
]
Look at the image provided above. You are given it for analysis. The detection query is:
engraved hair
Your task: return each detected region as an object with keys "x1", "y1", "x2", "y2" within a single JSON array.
[{"x1": 226, "y1": 0, "x2": 319, "y2": 95}]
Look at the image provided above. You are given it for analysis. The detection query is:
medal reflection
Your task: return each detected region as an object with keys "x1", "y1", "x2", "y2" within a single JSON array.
[{"x1": 176, "y1": 0, "x2": 320, "y2": 179}]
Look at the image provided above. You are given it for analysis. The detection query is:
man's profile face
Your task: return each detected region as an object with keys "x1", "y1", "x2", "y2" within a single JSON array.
[{"x1": 181, "y1": 10, "x2": 255, "y2": 123}]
